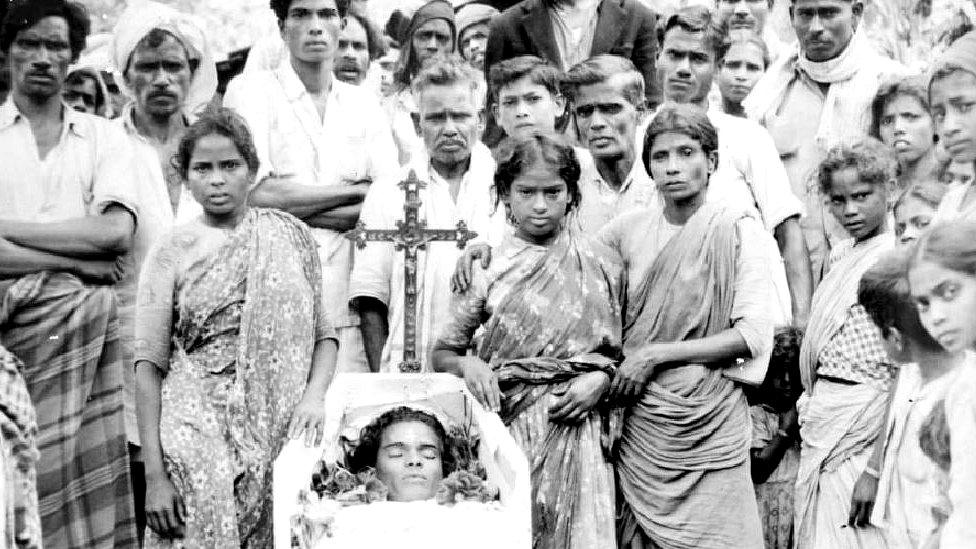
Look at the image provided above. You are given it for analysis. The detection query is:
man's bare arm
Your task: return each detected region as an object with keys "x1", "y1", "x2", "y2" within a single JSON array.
[
  {"x1": 355, "y1": 296, "x2": 389, "y2": 373},
  {"x1": 0, "y1": 237, "x2": 124, "y2": 282},
  {"x1": 0, "y1": 206, "x2": 135, "y2": 258},
  {"x1": 774, "y1": 216, "x2": 813, "y2": 328},
  {"x1": 248, "y1": 177, "x2": 368, "y2": 220},
  {"x1": 302, "y1": 204, "x2": 364, "y2": 232}
]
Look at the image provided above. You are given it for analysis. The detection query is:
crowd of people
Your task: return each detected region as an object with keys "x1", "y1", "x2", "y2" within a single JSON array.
[{"x1": 0, "y1": 0, "x2": 975, "y2": 547}]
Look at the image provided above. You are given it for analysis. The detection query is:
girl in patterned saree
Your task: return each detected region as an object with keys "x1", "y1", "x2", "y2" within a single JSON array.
[
  {"x1": 134, "y1": 108, "x2": 339, "y2": 548},
  {"x1": 433, "y1": 133, "x2": 622, "y2": 549}
]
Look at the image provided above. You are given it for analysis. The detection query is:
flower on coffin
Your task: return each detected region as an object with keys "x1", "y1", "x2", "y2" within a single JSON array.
[{"x1": 435, "y1": 468, "x2": 500, "y2": 505}]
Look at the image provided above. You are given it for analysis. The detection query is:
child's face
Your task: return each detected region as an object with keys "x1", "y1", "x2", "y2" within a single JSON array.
[
  {"x1": 505, "y1": 163, "x2": 570, "y2": 244},
  {"x1": 894, "y1": 195, "x2": 937, "y2": 246},
  {"x1": 826, "y1": 167, "x2": 888, "y2": 242},
  {"x1": 930, "y1": 70, "x2": 976, "y2": 164},
  {"x1": 494, "y1": 77, "x2": 564, "y2": 140},
  {"x1": 717, "y1": 41, "x2": 765, "y2": 106},
  {"x1": 909, "y1": 259, "x2": 976, "y2": 353},
  {"x1": 944, "y1": 159, "x2": 975, "y2": 187}
]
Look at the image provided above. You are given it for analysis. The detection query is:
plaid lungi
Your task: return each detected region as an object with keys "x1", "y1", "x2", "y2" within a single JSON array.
[{"x1": 0, "y1": 272, "x2": 138, "y2": 549}]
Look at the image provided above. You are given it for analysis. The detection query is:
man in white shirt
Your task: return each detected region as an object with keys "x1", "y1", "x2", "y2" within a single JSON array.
[
  {"x1": 0, "y1": 1, "x2": 139, "y2": 545},
  {"x1": 224, "y1": 0, "x2": 399, "y2": 373},
  {"x1": 560, "y1": 55, "x2": 657, "y2": 232},
  {"x1": 349, "y1": 56, "x2": 505, "y2": 373},
  {"x1": 333, "y1": 11, "x2": 382, "y2": 90},
  {"x1": 650, "y1": 6, "x2": 812, "y2": 326}
]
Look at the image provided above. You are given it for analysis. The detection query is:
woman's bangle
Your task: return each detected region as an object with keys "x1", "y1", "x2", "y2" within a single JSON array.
[{"x1": 863, "y1": 465, "x2": 880, "y2": 479}]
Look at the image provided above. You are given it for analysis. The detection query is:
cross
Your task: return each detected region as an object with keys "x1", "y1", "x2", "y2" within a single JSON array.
[{"x1": 346, "y1": 170, "x2": 479, "y2": 373}]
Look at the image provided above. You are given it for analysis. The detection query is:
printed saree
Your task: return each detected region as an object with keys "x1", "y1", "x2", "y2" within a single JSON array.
[
  {"x1": 0, "y1": 272, "x2": 137, "y2": 549},
  {"x1": 0, "y1": 345, "x2": 40, "y2": 549},
  {"x1": 438, "y1": 230, "x2": 623, "y2": 549},
  {"x1": 141, "y1": 209, "x2": 328, "y2": 548},
  {"x1": 616, "y1": 203, "x2": 763, "y2": 549}
]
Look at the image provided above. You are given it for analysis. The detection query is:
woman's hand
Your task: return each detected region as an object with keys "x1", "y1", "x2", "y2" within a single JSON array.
[
  {"x1": 289, "y1": 393, "x2": 327, "y2": 447},
  {"x1": 609, "y1": 347, "x2": 664, "y2": 402},
  {"x1": 848, "y1": 470, "x2": 880, "y2": 527},
  {"x1": 460, "y1": 357, "x2": 501, "y2": 413},
  {"x1": 451, "y1": 244, "x2": 492, "y2": 293},
  {"x1": 549, "y1": 371, "x2": 611, "y2": 423},
  {"x1": 145, "y1": 472, "x2": 186, "y2": 539}
]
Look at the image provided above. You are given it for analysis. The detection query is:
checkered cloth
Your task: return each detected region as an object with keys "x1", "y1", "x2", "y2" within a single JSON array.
[
  {"x1": 817, "y1": 304, "x2": 896, "y2": 388},
  {"x1": 0, "y1": 273, "x2": 137, "y2": 549},
  {"x1": 1, "y1": 344, "x2": 40, "y2": 549}
]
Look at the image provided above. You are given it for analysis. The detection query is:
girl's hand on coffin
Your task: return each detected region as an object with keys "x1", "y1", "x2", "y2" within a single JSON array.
[
  {"x1": 460, "y1": 357, "x2": 501, "y2": 413},
  {"x1": 289, "y1": 395, "x2": 327, "y2": 447},
  {"x1": 145, "y1": 473, "x2": 186, "y2": 539},
  {"x1": 549, "y1": 371, "x2": 611, "y2": 423}
]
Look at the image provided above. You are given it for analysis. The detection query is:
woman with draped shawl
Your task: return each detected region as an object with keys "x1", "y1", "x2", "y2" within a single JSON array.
[
  {"x1": 794, "y1": 139, "x2": 897, "y2": 549},
  {"x1": 433, "y1": 133, "x2": 622, "y2": 549},
  {"x1": 602, "y1": 105, "x2": 778, "y2": 549},
  {"x1": 134, "y1": 108, "x2": 339, "y2": 548}
]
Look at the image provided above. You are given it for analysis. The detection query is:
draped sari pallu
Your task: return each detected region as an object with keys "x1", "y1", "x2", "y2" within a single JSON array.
[
  {"x1": 477, "y1": 232, "x2": 623, "y2": 549},
  {"x1": 149, "y1": 209, "x2": 323, "y2": 549},
  {"x1": 617, "y1": 205, "x2": 763, "y2": 549},
  {"x1": 0, "y1": 272, "x2": 137, "y2": 549}
]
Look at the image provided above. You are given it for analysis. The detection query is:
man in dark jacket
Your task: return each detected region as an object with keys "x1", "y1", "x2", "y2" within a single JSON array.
[{"x1": 485, "y1": 0, "x2": 660, "y2": 109}]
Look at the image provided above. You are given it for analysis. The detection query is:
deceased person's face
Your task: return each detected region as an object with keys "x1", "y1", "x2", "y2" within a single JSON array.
[{"x1": 375, "y1": 421, "x2": 445, "y2": 502}]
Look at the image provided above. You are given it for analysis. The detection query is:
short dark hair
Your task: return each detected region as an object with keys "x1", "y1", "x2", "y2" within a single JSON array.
[
  {"x1": 270, "y1": 0, "x2": 296, "y2": 21},
  {"x1": 173, "y1": 107, "x2": 261, "y2": 179},
  {"x1": 347, "y1": 406, "x2": 458, "y2": 477},
  {"x1": 342, "y1": 12, "x2": 384, "y2": 61},
  {"x1": 488, "y1": 55, "x2": 561, "y2": 104},
  {"x1": 859, "y1": 250, "x2": 943, "y2": 351},
  {"x1": 870, "y1": 76, "x2": 932, "y2": 141},
  {"x1": 0, "y1": 0, "x2": 90, "y2": 62},
  {"x1": 659, "y1": 5, "x2": 727, "y2": 59},
  {"x1": 642, "y1": 104, "x2": 719, "y2": 176},
  {"x1": 893, "y1": 179, "x2": 947, "y2": 214},
  {"x1": 817, "y1": 139, "x2": 897, "y2": 196},
  {"x1": 560, "y1": 55, "x2": 645, "y2": 110},
  {"x1": 492, "y1": 132, "x2": 582, "y2": 213}
]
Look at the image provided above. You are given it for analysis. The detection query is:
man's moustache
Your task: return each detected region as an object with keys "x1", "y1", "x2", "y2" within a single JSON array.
[{"x1": 335, "y1": 62, "x2": 360, "y2": 73}]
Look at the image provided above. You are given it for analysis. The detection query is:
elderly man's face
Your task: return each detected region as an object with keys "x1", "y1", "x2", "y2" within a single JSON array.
[
  {"x1": 418, "y1": 83, "x2": 481, "y2": 169},
  {"x1": 459, "y1": 22, "x2": 489, "y2": 71},
  {"x1": 412, "y1": 19, "x2": 453, "y2": 66},
  {"x1": 63, "y1": 75, "x2": 99, "y2": 114},
  {"x1": 791, "y1": 0, "x2": 862, "y2": 62},
  {"x1": 126, "y1": 33, "x2": 192, "y2": 120},
  {"x1": 574, "y1": 79, "x2": 639, "y2": 162},
  {"x1": 282, "y1": 0, "x2": 341, "y2": 64},
  {"x1": 334, "y1": 16, "x2": 370, "y2": 85},
  {"x1": 8, "y1": 16, "x2": 72, "y2": 101}
]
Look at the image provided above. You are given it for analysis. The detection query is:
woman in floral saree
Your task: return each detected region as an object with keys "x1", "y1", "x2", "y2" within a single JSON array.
[
  {"x1": 134, "y1": 108, "x2": 339, "y2": 548},
  {"x1": 433, "y1": 133, "x2": 622, "y2": 549}
]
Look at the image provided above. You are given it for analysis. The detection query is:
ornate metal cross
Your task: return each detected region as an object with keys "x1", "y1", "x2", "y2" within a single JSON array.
[{"x1": 346, "y1": 170, "x2": 478, "y2": 373}]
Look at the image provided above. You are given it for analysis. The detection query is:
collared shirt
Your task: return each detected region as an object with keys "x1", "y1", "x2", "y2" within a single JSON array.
[
  {"x1": 816, "y1": 304, "x2": 896, "y2": 389},
  {"x1": 0, "y1": 99, "x2": 138, "y2": 223},
  {"x1": 574, "y1": 148, "x2": 655, "y2": 233},
  {"x1": 224, "y1": 64, "x2": 399, "y2": 328},
  {"x1": 0, "y1": 98, "x2": 141, "y2": 442},
  {"x1": 549, "y1": 0, "x2": 601, "y2": 70},
  {"x1": 348, "y1": 143, "x2": 506, "y2": 372}
]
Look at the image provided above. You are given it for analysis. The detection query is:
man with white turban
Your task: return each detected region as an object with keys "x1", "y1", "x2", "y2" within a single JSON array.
[{"x1": 108, "y1": 2, "x2": 215, "y2": 538}]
